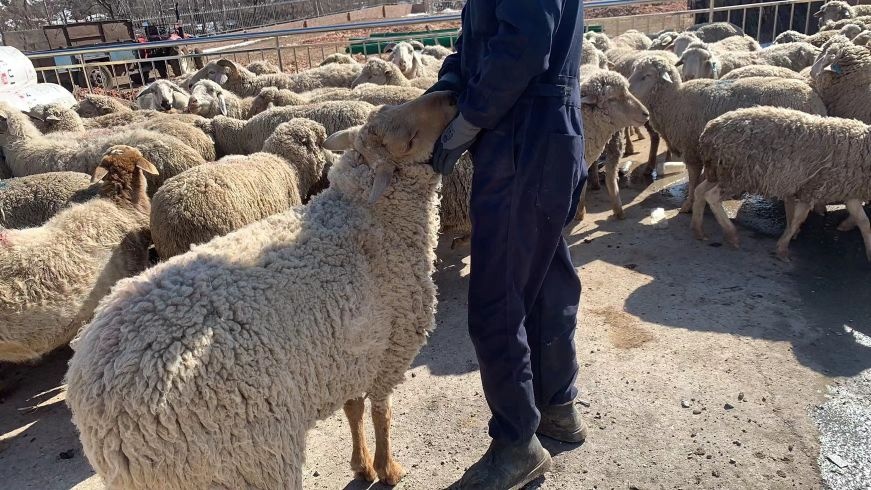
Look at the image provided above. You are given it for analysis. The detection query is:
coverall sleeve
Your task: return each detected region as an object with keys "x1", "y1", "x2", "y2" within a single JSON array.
[
  {"x1": 459, "y1": 0, "x2": 564, "y2": 129},
  {"x1": 438, "y1": 32, "x2": 463, "y2": 81}
]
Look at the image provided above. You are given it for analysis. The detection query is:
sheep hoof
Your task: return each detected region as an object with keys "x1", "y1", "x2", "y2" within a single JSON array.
[
  {"x1": 775, "y1": 248, "x2": 791, "y2": 262},
  {"x1": 692, "y1": 227, "x2": 706, "y2": 241},
  {"x1": 678, "y1": 201, "x2": 693, "y2": 214},
  {"x1": 613, "y1": 210, "x2": 625, "y2": 220},
  {"x1": 354, "y1": 465, "x2": 377, "y2": 482},
  {"x1": 726, "y1": 234, "x2": 740, "y2": 249},
  {"x1": 837, "y1": 220, "x2": 857, "y2": 232},
  {"x1": 377, "y1": 461, "x2": 407, "y2": 486}
]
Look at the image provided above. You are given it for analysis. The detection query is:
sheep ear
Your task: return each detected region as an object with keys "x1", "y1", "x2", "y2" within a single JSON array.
[
  {"x1": 813, "y1": 10, "x2": 822, "y2": 18},
  {"x1": 606, "y1": 60, "x2": 615, "y2": 69},
  {"x1": 45, "y1": 114, "x2": 60, "y2": 122},
  {"x1": 217, "y1": 93, "x2": 228, "y2": 116},
  {"x1": 675, "y1": 58, "x2": 684, "y2": 67},
  {"x1": 91, "y1": 166, "x2": 109, "y2": 183},
  {"x1": 661, "y1": 71, "x2": 673, "y2": 83},
  {"x1": 410, "y1": 40, "x2": 425, "y2": 50},
  {"x1": 384, "y1": 43, "x2": 396, "y2": 53},
  {"x1": 324, "y1": 127, "x2": 360, "y2": 151},
  {"x1": 136, "y1": 157, "x2": 159, "y2": 176},
  {"x1": 369, "y1": 161, "x2": 396, "y2": 204}
]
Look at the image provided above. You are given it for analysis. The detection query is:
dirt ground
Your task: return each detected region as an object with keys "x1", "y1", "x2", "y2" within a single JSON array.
[{"x1": 1, "y1": 135, "x2": 869, "y2": 489}]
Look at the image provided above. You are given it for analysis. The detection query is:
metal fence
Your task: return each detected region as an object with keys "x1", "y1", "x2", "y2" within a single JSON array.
[{"x1": 24, "y1": 0, "x2": 825, "y2": 93}]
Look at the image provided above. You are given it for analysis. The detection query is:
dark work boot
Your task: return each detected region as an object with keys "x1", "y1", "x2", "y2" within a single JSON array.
[
  {"x1": 536, "y1": 402, "x2": 588, "y2": 444},
  {"x1": 448, "y1": 436, "x2": 552, "y2": 490}
]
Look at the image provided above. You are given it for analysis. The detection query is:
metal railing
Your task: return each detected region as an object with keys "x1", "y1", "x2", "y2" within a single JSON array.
[{"x1": 23, "y1": 0, "x2": 825, "y2": 93}]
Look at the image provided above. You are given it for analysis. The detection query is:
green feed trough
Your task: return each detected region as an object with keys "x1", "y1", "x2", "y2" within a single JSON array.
[{"x1": 346, "y1": 28, "x2": 460, "y2": 55}]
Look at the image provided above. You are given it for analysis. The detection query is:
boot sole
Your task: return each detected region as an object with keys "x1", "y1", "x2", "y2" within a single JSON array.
[{"x1": 508, "y1": 453, "x2": 553, "y2": 490}]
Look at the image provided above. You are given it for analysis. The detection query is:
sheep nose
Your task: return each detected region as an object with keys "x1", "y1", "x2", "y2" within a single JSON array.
[
  {"x1": 161, "y1": 101, "x2": 171, "y2": 110},
  {"x1": 189, "y1": 97, "x2": 198, "y2": 104}
]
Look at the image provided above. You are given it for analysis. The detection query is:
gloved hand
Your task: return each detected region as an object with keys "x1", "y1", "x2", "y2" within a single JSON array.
[
  {"x1": 431, "y1": 113, "x2": 480, "y2": 175},
  {"x1": 424, "y1": 72, "x2": 462, "y2": 95}
]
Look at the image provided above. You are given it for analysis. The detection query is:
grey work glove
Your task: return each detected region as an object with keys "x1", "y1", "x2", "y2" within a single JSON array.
[{"x1": 431, "y1": 113, "x2": 480, "y2": 175}]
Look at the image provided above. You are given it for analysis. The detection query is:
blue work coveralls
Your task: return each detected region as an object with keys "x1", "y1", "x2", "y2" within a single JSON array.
[{"x1": 440, "y1": 0, "x2": 586, "y2": 444}]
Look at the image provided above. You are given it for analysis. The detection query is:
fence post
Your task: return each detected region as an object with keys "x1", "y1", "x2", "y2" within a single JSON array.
[{"x1": 275, "y1": 35, "x2": 284, "y2": 72}]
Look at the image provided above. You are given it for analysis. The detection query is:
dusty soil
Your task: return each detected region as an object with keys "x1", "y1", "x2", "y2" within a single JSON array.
[{"x1": 1, "y1": 135, "x2": 869, "y2": 489}]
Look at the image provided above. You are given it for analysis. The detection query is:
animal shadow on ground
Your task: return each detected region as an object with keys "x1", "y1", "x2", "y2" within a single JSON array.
[
  {"x1": 0, "y1": 348, "x2": 94, "y2": 490},
  {"x1": 412, "y1": 237, "x2": 478, "y2": 376},
  {"x1": 571, "y1": 178, "x2": 871, "y2": 378}
]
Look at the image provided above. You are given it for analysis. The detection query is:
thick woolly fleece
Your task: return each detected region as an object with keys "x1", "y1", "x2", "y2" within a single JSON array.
[
  {"x1": 66, "y1": 131, "x2": 442, "y2": 490},
  {"x1": 150, "y1": 119, "x2": 333, "y2": 258},
  {"x1": 719, "y1": 65, "x2": 808, "y2": 80},
  {"x1": 630, "y1": 56, "x2": 827, "y2": 186},
  {"x1": 0, "y1": 180, "x2": 151, "y2": 362},
  {"x1": 34, "y1": 104, "x2": 216, "y2": 161},
  {"x1": 700, "y1": 106, "x2": 871, "y2": 203},
  {"x1": 75, "y1": 94, "x2": 134, "y2": 117},
  {"x1": 247, "y1": 87, "x2": 309, "y2": 116},
  {"x1": 811, "y1": 37, "x2": 871, "y2": 123},
  {"x1": 0, "y1": 171, "x2": 98, "y2": 229},
  {"x1": 0, "y1": 104, "x2": 205, "y2": 191},
  {"x1": 188, "y1": 60, "x2": 363, "y2": 97},
  {"x1": 211, "y1": 101, "x2": 373, "y2": 156}
]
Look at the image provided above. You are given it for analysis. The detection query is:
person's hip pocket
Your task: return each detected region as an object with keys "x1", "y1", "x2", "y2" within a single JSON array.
[{"x1": 536, "y1": 133, "x2": 585, "y2": 214}]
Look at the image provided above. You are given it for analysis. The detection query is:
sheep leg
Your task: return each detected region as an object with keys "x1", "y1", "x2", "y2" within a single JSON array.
[
  {"x1": 588, "y1": 159, "x2": 602, "y2": 191},
  {"x1": 679, "y1": 160, "x2": 702, "y2": 214},
  {"x1": 837, "y1": 214, "x2": 858, "y2": 232},
  {"x1": 644, "y1": 123, "x2": 660, "y2": 176},
  {"x1": 784, "y1": 197, "x2": 795, "y2": 236},
  {"x1": 575, "y1": 181, "x2": 588, "y2": 222},
  {"x1": 605, "y1": 155, "x2": 624, "y2": 220},
  {"x1": 691, "y1": 179, "x2": 713, "y2": 240},
  {"x1": 343, "y1": 398, "x2": 377, "y2": 481},
  {"x1": 776, "y1": 200, "x2": 812, "y2": 262},
  {"x1": 845, "y1": 199, "x2": 871, "y2": 262},
  {"x1": 703, "y1": 183, "x2": 738, "y2": 247},
  {"x1": 633, "y1": 126, "x2": 646, "y2": 140},
  {"x1": 623, "y1": 127, "x2": 636, "y2": 156},
  {"x1": 371, "y1": 396, "x2": 406, "y2": 485}
]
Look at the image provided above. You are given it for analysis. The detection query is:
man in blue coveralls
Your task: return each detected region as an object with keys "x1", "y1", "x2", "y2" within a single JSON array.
[{"x1": 425, "y1": 0, "x2": 587, "y2": 487}]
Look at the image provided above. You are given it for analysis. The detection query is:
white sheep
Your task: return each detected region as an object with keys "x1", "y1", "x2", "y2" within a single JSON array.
[
  {"x1": 815, "y1": 0, "x2": 871, "y2": 26},
  {"x1": 576, "y1": 69, "x2": 650, "y2": 220},
  {"x1": 65, "y1": 90, "x2": 459, "y2": 490},
  {"x1": 0, "y1": 145, "x2": 155, "y2": 362},
  {"x1": 686, "y1": 21, "x2": 746, "y2": 42},
  {"x1": 810, "y1": 35, "x2": 871, "y2": 125},
  {"x1": 135, "y1": 80, "x2": 190, "y2": 112},
  {"x1": 694, "y1": 106, "x2": 871, "y2": 261},
  {"x1": 677, "y1": 42, "x2": 820, "y2": 80},
  {"x1": 246, "y1": 59, "x2": 281, "y2": 75},
  {"x1": 0, "y1": 102, "x2": 205, "y2": 192},
  {"x1": 186, "y1": 59, "x2": 362, "y2": 96},
  {"x1": 719, "y1": 64, "x2": 809, "y2": 81},
  {"x1": 247, "y1": 86, "x2": 309, "y2": 116},
  {"x1": 585, "y1": 31, "x2": 613, "y2": 52},
  {"x1": 187, "y1": 79, "x2": 254, "y2": 118},
  {"x1": 421, "y1": 44, "x2": 453, "y2": 59},
  {"x1": 320, "y1": 53, "x2": 359, "y2": 66},
  {"x1": 627, "y1": 55, "x2": 827, "y2": 212},
  {"x1": 612, "y1": 30, "x2": 652, "y2": 50},
  {"x1": 351, "y1": 58, "x2": 435, "y2": 89},
  {"x1": 30, "y1": 103, "x2": 216, "y2": 162},
  {"x1": 0, "y1": 171, "x2": 98, "y2": 229},
  {"x1": 210, "y1": 100, "x2": 373, "y2": 156},
  {"x1": 150, "y1": 118, "x2": 335, "y2": 258},
  {"x1": 386, "y1": 41, "x2": 442, "y2": 79},
  {"x1": 74, "y1": 94, "x2": 134, "y2": 117}
]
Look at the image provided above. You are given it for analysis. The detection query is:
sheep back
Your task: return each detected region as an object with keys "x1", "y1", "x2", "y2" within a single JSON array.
[
  {"x1": 150, "y1": 154, "x2": 302, "y2": 258},
  {"x1": 0, "y1": 171, "x2": 98, "y2": 228}
]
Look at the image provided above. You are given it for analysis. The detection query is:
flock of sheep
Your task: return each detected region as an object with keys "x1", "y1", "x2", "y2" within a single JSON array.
[{"x1": 0, "y1": 2, "x2": 869, "y2": 487}]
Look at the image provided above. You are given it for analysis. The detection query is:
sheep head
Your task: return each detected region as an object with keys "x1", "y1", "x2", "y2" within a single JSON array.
[
  {"x1": 677, "y1": 46, "x2": 718, "y2": 80},
  {"x1": 385, "y1": 41, "x2": 420, "y2": 78},
  {"x1": 352, "y1": 58, "x2": 406, "y2": 87},
  {"x1": 94, "y1": 145, "x2": 159, "y2": 214},
  {"x1": 815, "y1": 1, "x2": 853, "y2": 27},
  {"x1": 137, "y1": 80, "x2": 189, "y2": 112},
  {"x1": 581, "y1": 71, "x2": 649, "y2": 129},
  {"x1": 324, "y1": 90, "x2": 457, "y2": 203},
  {"x1": 186, "y1": 59, "x2": 239, "y2": 89},
  {"x1": 671, "y1": 32, "x2": 700, "y2": 56},
  {"x1": 188, "y1": 80, "x2": 228, "y2": 117},
  {"x1": 628, "y1": 56, "x2": 680, "y2": 100}
]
